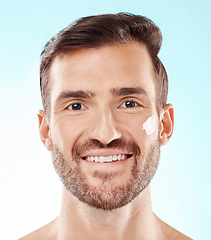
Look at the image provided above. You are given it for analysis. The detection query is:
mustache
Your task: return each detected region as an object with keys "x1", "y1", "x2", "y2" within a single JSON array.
[{"x1": 72, "y1": 138, "x2": 141, "y2": 158}]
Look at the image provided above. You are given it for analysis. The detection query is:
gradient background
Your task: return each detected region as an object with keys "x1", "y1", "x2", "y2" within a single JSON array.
[{"x1": 0, "y1": 0, "x2": 210, "y2": 239}]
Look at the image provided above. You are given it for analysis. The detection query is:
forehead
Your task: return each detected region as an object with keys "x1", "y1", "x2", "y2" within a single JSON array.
[{"x1": 49, "y1": 43, "x2": 156, "y2": 102}]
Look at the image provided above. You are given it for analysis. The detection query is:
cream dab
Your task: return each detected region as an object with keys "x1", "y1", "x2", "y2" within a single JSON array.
[{"x1": 142, "y1": 115, "x2": 157, "y2": 135}]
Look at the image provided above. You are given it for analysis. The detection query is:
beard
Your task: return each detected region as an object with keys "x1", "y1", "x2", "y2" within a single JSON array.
[{"x1": 51, "y1": 138, "x2": 160, "y2": 211}]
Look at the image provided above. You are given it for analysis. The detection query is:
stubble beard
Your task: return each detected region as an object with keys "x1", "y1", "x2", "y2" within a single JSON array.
[{"x1": 51, "y1": 138, "x2": 160, "y2": 211}]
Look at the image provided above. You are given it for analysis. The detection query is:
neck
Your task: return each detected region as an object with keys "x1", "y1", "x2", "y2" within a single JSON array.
[{"x1": 55, "y1": 185, "x2": 161, "y2": 240}]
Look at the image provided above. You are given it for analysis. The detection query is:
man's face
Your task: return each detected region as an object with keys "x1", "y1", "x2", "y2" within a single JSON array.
[{"x1": 48, "y1": 43, "x2": 161, "y2": 210}]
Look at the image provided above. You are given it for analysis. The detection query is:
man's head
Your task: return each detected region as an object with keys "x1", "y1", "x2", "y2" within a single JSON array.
[
  {"x1": 38, "y1": 13, "x2": 174, "y2": 210},
  {"x1": 40, "y1": 13, "x2": 168, "y2": 116}
]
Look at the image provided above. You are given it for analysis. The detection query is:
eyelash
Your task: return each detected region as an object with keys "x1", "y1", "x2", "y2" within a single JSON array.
[
  {"x1": 119, "y1": 99, "x2": 142, "y2": 109},
  {"x1": 66, "y1": 99, "x2": 142, "y2": 111},
  {"x1": 66, "y1": 102, "x2": 86, "y2": 111}
]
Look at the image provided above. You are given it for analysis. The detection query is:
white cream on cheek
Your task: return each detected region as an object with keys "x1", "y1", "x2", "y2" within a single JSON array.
[{"x1": 142, "y1": 115, "x2": 157, "y2": 135}]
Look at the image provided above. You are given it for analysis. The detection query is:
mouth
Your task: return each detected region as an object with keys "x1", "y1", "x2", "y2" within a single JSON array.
[{"x1": 82, "y1": 154, "x2": 133, "y2": 163}]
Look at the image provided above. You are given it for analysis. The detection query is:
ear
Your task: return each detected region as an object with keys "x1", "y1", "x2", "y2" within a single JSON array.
[
  {"x1": 159, "y1": 104, "x2": 174, "y2": 146},
  {"x1": 38, "y1": 110, "x2": 51, "y2": 151}
]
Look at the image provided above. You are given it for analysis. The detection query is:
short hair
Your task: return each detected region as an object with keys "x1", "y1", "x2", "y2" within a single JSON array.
[{"x1": 40, "y1": 13, "x2": 168, "y2": 115}]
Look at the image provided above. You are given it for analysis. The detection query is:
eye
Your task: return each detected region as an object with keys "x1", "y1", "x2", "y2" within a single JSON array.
[
  {"x1": 120, "y1": 100, "x2": 139, "y2": 108},
  {"x1": 67, "y1": 102, "x2": 86, "y2": 111}
]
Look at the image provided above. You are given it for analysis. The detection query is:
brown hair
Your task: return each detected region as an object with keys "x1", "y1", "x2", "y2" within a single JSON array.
[{"x1": 40, "y1": 13, "x2": 168, "y2": 115}]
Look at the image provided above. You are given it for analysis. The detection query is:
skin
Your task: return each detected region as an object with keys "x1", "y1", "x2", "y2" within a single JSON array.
[{"x1": 19, "y1": 43, "x2": 191, "y2": 240}]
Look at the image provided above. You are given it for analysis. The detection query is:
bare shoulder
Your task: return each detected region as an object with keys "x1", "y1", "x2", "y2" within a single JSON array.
[
  {"x1": 18, "y1": 218, "x2": 58, "y2": 240},
  {"x1": 155, "y1": 215, "x2": 192, "y2": 240}
]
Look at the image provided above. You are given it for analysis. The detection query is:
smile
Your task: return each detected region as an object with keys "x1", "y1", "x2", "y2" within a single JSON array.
[{"x1": 82, "y1": 154, "x2": 133, "y2": 163}]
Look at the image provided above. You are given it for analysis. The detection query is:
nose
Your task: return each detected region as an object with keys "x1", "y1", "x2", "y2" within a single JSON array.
[{"x1": 88, "y1": 109, "x2": 122, "y2": 145}]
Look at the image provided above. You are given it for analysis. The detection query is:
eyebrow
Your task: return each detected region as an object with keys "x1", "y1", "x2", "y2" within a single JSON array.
[
  {"x1": 55, "y1": 87, "x2": 149, "y2": 103},
  {"x1": 111, "y1": 87, "x2": 149, "y2": 97},
  {"x1": 55, "y1": 90, "x2": 95, "y2": 102}
]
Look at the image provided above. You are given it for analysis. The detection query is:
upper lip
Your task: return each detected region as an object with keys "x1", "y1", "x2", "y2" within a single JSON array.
[{"x1": 81, "y1": 150, "x2": 133, "y2": 158}]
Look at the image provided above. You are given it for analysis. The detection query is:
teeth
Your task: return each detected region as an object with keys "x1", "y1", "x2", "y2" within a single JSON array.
[{"x1": 85, "y1": 154, "x2": 127, "y2": 163}]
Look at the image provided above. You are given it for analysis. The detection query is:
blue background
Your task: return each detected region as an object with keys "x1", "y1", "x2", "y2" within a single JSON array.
[{"x1": 0, "y1": 0, "x2": 210, "y2": 239}]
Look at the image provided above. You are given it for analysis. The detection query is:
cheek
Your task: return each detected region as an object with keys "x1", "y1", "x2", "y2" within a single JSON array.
[
  {"x1": 123, "y1": 117, "x2": 148, "y2": 141},
  {"x1": 142, "y1": 115, "x2": 157, "y2": 136},
  {"x1": 50, "y1": 117, "x2": 85, "y2": 150},
  {"x1": 121, "y1": 115, "x2": 158, "y2": 146}
]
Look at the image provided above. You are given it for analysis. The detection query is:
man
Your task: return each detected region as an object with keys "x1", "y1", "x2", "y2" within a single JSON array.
[{"x1": 20, "y1": 13, "x2": 191, "y2": 239}]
